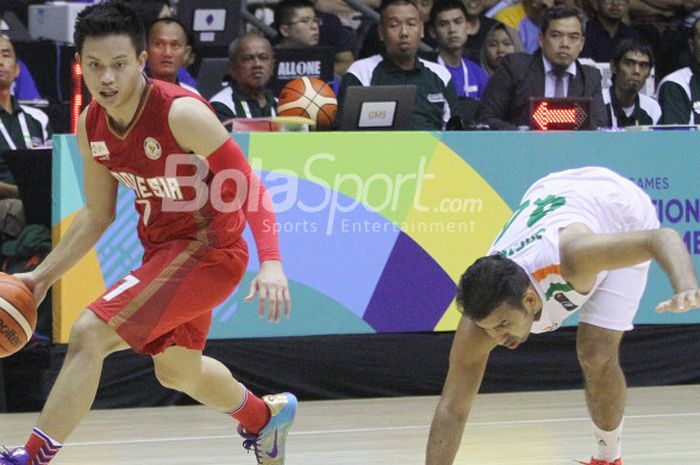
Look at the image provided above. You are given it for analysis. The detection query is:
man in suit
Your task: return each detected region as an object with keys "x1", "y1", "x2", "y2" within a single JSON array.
[{"x1": 477, "y1": 4, "x2": 607, "y2": 129}]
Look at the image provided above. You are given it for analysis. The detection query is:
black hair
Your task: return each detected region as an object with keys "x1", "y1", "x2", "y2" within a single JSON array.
[
  {"x1": 611, "y1": 37, "x2": 654, "y2": 68},
  {"x1": 456, "y1": 254, "x2": 530, "y2": 321},
  {"x1": 540, "y1": 4, "x2": 585, "y2": 35},
  {"x1": 429, "y1": 0, "x2": 468, "y2": 27},
  {"x1": 379, "y1": 0, "x2": 419, "y2": 21},
  {"x1": 148, "y1": 16, "x2": 192, "y2": 46},
  {"x1": 274, "y1": 0, "x2": 316, "y2": 33},
  {"x1": 74, "y1": 1, "x2": 146, "y2": 56}
]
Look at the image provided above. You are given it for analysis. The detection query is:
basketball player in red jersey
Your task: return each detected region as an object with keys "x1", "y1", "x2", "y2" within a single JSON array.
[{"x1": 1, "y1": 3, "x2": 296, "y2": 465}]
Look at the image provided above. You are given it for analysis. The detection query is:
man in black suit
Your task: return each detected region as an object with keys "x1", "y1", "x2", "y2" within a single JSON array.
[{"x1": 477, "y1": 4, "x2": 606, "y2": 130}]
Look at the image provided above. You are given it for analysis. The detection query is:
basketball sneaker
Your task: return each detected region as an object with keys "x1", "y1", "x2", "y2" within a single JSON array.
[
  {"x1": 0, "y1": 448, "x2": 29, "y2": 465},
  {"x1": 576, "y1": 457, "x2": 623, "y2": 465},
  {"x1": 238, "y1": 392, "x2": 297, "y2": 465}
]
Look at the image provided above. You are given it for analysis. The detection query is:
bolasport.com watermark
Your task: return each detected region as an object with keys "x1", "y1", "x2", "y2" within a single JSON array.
[{"x1": 130, "y1": 153, "x2": 486, "y2": 235}]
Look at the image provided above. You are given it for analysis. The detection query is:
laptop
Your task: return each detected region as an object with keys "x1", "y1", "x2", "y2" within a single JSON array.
[
  {"x1": 195, "y1": 57, "x2": 231, "y2": 100},
  {"x1": 2, "y1": 149, "x2": 52, "y2": 228},
  {"x1": 271, "y1": 47, "x2": 335, "y2": 94},
  {"x1": 338, "y1": 85, "x2": 416, "y2": 131},
  {"x1": 529, "y1": 97, "x2": 592, "y2": 130}
]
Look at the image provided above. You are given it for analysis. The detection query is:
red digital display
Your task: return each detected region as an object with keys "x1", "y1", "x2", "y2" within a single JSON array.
[{"x1": 530, "y1": 98, "x2": 591, "y2": 131}]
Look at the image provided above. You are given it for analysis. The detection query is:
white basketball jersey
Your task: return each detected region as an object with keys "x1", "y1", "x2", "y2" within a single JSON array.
[{"x1": 488, "y1": 166, "x2": 655, "y2": 333}]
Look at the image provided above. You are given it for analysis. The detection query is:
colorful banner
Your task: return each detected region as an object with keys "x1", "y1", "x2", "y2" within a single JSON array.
[{"x1": 51, "y1": 131, "x2": 700, "y2": 342}]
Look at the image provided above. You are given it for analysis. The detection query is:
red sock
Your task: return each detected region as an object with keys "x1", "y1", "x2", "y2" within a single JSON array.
[
  {"x1": 228, "y1": 387, "x2": 271, "y2": 434},
  {"x1": 24, "y1": 428, "x2": 62, "y2": 465}
]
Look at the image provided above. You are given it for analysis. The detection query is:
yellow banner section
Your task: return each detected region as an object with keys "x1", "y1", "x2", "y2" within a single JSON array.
[{"x1": 53, "y1": 212, "x2": 106, "y2": 342}]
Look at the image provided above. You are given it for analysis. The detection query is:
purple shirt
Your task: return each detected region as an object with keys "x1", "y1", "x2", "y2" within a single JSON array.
[{"x1": 442, "y1": 57, "x2": 490, "y2": 99}]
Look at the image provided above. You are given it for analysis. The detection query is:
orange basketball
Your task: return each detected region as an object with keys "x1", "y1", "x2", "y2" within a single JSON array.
[
  {"x1": 0, "y1": 272, "x2": 36, "y2": 358},
  {"x1": 277, "y1": 77, "x2": 338, "y2": 130}
]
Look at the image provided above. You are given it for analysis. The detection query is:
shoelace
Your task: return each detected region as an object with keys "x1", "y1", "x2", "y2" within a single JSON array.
[
  {"x1": 241, "y1": 434, "x2": 263, "y2": 465},
  {"x1": 0, "y1": 448, "x2": 19, "y2": 465}
]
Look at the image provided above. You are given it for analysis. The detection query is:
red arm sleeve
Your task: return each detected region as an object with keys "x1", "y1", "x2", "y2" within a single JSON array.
[{"x1": 206, "y1": 138, "x2": 281, "y2": 262}]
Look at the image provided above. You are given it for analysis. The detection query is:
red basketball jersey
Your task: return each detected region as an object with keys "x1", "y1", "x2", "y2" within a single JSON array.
[{"x1": 85, "y1": 80, "x2": 245, "y2": 250}]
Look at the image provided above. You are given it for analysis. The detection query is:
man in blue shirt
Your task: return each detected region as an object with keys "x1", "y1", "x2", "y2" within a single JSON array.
[{"x1": 430, "y1": 0, "x2": 490, "y2": 100}]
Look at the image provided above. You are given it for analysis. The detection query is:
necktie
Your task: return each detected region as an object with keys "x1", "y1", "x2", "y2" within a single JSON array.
[{"x1": 554, "y1": 71, "x2": 566, "y2": 98}]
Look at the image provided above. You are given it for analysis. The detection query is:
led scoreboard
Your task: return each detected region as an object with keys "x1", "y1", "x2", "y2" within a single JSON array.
[{"x1": 529, "y1": 97, "x2": 592, "y2": 131}]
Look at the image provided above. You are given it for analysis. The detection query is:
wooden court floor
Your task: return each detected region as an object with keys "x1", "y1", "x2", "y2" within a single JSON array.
[{"x1": 1, "y1": 385, "x2": 698, "y2": 464}]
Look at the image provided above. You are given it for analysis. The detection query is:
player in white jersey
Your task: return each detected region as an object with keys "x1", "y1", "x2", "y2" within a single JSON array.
[{"x1": 426, "y1": 166, "x2": 700, "y2": 465}]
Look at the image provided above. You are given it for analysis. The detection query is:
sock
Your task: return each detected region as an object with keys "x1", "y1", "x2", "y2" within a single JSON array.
[
  {"x1": 227, "y1": 385, "x2": 271, "y2": 434},
  {"x1": 593, "y1": 420, "x2": 623, "y2": 461},
  {"x1": 24, "y1": 428, "x2": 62, "y2": 465}
]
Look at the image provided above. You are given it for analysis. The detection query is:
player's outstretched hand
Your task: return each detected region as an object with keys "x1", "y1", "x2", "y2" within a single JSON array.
[
  {"x1": 245, "y1": 260, "x2": 291, "y2": 322},
  {"x1": 12, "y1": 271, "x2": 49, "y2": 307},
  {"x1": 656, "y1": 288, "x2": 700, "y2": 313}
]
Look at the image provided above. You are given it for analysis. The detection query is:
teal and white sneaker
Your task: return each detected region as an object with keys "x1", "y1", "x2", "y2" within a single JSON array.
[{"x1": 238, "y1": 393, "x2": 297, "y2": 465}]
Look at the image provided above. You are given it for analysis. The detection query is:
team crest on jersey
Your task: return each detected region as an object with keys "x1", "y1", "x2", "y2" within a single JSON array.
[
  {"x1": 90, "y1": 141, "x2": 110, "y2": 160},
  {"x1": 144, "y1": 137, "x2": 162, "y2": 160}
]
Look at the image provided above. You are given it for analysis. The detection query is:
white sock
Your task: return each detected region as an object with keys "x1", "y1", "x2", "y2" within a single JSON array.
[{"x1": 593, "y1": 420, "x2": 623, "y2": 461}]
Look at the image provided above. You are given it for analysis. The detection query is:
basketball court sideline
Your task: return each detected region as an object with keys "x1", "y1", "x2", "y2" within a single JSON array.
[{"x1": 1, "y1": 385, "x2": 698, "y2": 464}]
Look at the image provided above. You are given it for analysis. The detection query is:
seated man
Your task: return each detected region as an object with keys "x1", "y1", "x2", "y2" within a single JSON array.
[
  {"x1": 0, "y1": 36, "x2": 52, "y2": 240},
  {"x1": 338, "y1": 0, "x2": 459, "y2": 130},
  {"x1": 430, "y1": 0, "x2": 490, "y2": 100},
  {"x1": 274, "y1": 0, "x2": 353, "y2": 77},
  {"x1": 210, "y1": 33, "x2": 277, "y2": 122},
  {"x1": 656, "y1": 17, "x2": 700, "y2": 124},
  {"x1": 580, "y1": 0, "x2": 639, "y2": 63},
  {"x1": 426, "y1": 166, "x2": 700, "y2": 465},
  {"x1": 605, "y1": 38, "x2": 660, "y2": 127},
  {"x1": 477, "y1": 5, "x2": 607, "y2": 129},
  {"x1": 146, "y1": 17, "x2": 199, "y2": 94},
  {"x1": 0, "y1": 36, "x2": 51, "y2": 153}
]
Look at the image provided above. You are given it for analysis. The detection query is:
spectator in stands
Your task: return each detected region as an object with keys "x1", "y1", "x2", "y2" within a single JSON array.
[
  {"x1": 358, "y1": 0, "x2": 436, "y2": 58},
  {"x1": 480, "y1": 21, "x2": 524, "y2": 74},
  {"x1": 123, "y1": 1, "x2": 197, "y2": 88},
  {"x1": 605, "y1": 38, "x2": 660, "y2": 127},
  {"x1": 275, "y1": 0, "x2": 355, "y2": 77},
  {"x1": 339, "y1": 0, "x2": 459, "y2": 129},
  {"x1": 495, "y1": 0, "x2": 554, "y2": 52},
  {"x1": 462, "y1": 0, "x2": 500, "y2": 62},
  {"x1": 656, "y1": 17, "x2": 700, "y2": 124},
  {"x1": 0, "y1": 36, "x2": 51, "y2": 241},
  {"x1": 210, "y1": 33, "x2": 277, "y2": 122},
  {"x1": 146, "y1": 17, "x2": 199, "y2": 94},
  {"x1": 430, "y1": 0, "x2": 490, "y2": 99},
  {"x1": 581, "y1": 0, "x2": 639, "y2": 63},
  {"x1": 0, "y1": 36, "x2": 51, "y2": 154},
  {"x1": 477, "y1": 5, "x2": 607, "y2": 129}
]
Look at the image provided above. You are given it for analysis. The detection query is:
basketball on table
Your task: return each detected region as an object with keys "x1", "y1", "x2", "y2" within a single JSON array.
[
  {"x1": 0, "y1": 272, "x2": 37, "y2": 357},
  {"x1": 277, "y1": 77, "x2": 337, "y2": 130}
]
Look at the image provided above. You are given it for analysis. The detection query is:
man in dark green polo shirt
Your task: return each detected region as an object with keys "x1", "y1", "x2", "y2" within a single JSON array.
[
  {"x1": 0, "y1": 35, "x2": 52, "y2": 239},
  {"x1": 209, "y1": 33, "x2": 277, "y2": 123},
  {"x1": 657, "y1": 17, "x2": 700, "y2": 124},
  {"x1": 337, "y1": 0, "x2": 458, "y2": 130}
]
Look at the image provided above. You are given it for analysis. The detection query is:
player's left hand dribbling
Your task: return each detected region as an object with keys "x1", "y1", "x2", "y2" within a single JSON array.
[
  {"x1": 245, "y1": 260, "x2": 291, "y2": 322},
  {"x1": 656, "y1": 288, "x2": 700, "y2": 313}
]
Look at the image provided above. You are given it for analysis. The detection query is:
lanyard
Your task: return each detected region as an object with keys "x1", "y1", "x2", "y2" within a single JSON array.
[
  {"x1": 0, "y1": 111, "x2": 31, "y2": 150},
  {"x1": 239, "y1": 99, "x2": 277, "y2": 118},
  {"x1": 438, "y1": 56, "x2": 477, "y2": 97}
]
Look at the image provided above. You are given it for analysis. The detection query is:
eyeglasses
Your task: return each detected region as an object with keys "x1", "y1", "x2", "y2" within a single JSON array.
[{"x1": 286, "y1": 16, "x2": 321, "y2": 26}]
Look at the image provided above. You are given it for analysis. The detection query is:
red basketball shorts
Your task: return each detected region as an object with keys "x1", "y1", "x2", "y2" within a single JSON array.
[{"x1": 89, "y1": 238, "x2": 248, "y2": 355}]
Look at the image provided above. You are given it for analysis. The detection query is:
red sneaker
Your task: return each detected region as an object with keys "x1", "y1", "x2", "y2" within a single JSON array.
[{"x1": 575, "y1": 458, "x2": 622, "y2": 465}]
